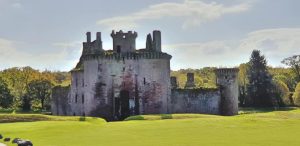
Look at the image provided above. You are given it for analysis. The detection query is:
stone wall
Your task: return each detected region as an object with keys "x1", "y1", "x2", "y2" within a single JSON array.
[
  {"x1": 51, "y1": 85, "x2": 70, "y2": 115},
  {"x1": 170, "y1": 88, "x2": 221, "y2": 114}
]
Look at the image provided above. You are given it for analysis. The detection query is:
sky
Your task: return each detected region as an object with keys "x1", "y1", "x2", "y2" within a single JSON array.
[{"x1": 0, "y1": 0, "x2": 299, "y2": 71}]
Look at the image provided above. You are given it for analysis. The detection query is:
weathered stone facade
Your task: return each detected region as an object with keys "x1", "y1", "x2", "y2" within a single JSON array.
[{"x1": 51, "y1": 30, "x2": 239, "y2": 120}]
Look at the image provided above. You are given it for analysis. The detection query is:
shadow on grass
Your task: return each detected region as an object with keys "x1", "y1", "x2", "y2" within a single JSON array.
[
  {"x1": 239, "y1": 107, "x2": 297, "y2": 115},
  {"x1": 79, "y1": 116, "x2": 86, "y2": 121},
  {"x1": 124, "y1": 115, "x2": 145, "y2": 121},
  {"x1": 161, "y1": 114, "x2": 173, "y2": 119}
]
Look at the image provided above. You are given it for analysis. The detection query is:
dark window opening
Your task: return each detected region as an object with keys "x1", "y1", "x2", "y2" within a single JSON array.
[
  {"x1": 117, "y1": 45, "x2": 121, "y2": 53},
  {"x1": 122, "y1": 57, "x2": 125, "y2": 63},
  {"x1": 82, "y1": 94, "x2": 85, "y2": 104},
  {"x1": 98, "y1": 64, "x2": 102, "y2": 72},
  {"x1": 73, "y1": 113, "x2": 76, "y2": 116},
  {"x1": 122, "y1": 67, "x2": 125, "y2": 72},
  {"x1": 75, "y1": 94, "x2": 78, "y2": 103},
  {"x1": 225, "y1": 76, "x2": 228, "y2": 79},
  {"x1": 82, "y1": 79, "x2": 84, "y2": 87},
  {"x1": 75, "y1": 78, "x2": 78, "y2": 87},
  {"x1": 143, "y1": 78, "x2": 146, "y2": 85}
]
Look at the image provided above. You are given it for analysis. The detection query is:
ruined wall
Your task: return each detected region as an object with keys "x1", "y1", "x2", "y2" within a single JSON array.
[
  {"x1": 51, "y1": 85, "x2": 70, "y2": 115},
  {"x1": 170, "y1": 89, "x2": 221, "y2": 114}
]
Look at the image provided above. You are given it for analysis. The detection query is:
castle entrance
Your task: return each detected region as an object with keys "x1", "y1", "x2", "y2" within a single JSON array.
[{"x1": 119, "y1": 90, "x2": 130, "y2": 120}]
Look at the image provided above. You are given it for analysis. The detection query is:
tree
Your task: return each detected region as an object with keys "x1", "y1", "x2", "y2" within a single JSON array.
[
  {"x1": 282, "y1": 55, "x2": 300, "y2": 82},
  {"x1": 0, "y1": 77, "x2": 13, "y2": 108},
  {"x1": 293, "y1": 82, "x2": 300, "y2": 106},
  {"x1": 238, "y1": 63, "x2": 249, "y2": 106},
  {"x1": 272, "y1": 79, "x2": 291, "y2": 106},
  {"x1": 246, "y1": 50, "x2": 274, "y2": 107},
  {"x1": 27, "y1": 79, "x2": 52, "y2": 110}
]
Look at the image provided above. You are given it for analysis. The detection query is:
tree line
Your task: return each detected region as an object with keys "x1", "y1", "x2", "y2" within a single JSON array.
[{"x1": 0, "y1": 67, "x2": 70, "y2": 111}]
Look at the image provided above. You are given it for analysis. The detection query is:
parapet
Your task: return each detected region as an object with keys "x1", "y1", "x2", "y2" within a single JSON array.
[
  {"x1": 111, "y1": 30, "x2": 138, "y2": 39},
  {"x1": 215, "y1": 68, "x2": 239, "y2": 75}
]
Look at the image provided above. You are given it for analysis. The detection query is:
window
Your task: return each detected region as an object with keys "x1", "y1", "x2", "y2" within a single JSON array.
[
  {"x1": 75, "y1": 78, "x2": 78, "y2": 87},
  {"x1": 98, "y1": 64, "x2": 102, "y2": 72},
  {"x1": 117, "y1": 45, "x2": 121, "y2": 53},
  {"x1": 75, "y1": 94, "x2": 78, "y2": 103},
  {"x1": 122, "y1": 67, "x2": 125, "y2": 72},
  {"x1": 82, "y1": 94, "x2": 85, "y2": 104},
  {"x1": 143, "y1": 78, "x2": 146, "y2": 85},
  {"x1": 82, "y1": 79, "x2": 84, "y2": 87}
]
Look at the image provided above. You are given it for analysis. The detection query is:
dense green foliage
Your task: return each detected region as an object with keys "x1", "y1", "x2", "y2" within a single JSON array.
[
  {"x1": 0, "y1": 77, "x2": 13, "y2": 108},
  {"x1": 1, "y1": 109, "x2": 300, "y2": 146},
  {"x1": 282, "y1": 55, "x2": 300, "y2": 82},
  {"x1": 246, "y1": 50, "x2": 274, "y2": 107},
  {"x1": 293, "y1": 83, "x2": 300, "y2": 106},
  {"x1": 0, "y1": 67, "x2": 70, "y2": 111}
]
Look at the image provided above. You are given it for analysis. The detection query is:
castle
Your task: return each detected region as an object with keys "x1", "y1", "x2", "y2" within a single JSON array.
[{"x1": 52, "y1": 30, "x2": 239, "y2": 120}]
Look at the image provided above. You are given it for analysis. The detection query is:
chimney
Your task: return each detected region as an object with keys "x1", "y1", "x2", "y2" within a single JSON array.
[{"x1": 86, "y1": 32, "x2": 91, "y2": 43}]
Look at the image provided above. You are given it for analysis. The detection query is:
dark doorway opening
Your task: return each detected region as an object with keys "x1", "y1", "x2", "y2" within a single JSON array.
[{"x1": 119, "y1": 90, "x2": 130, "y2": 120}]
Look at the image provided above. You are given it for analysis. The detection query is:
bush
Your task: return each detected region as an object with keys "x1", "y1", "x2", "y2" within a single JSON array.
[{"x1": 273, "y1": 80, "x2": 291, "y2": 106}]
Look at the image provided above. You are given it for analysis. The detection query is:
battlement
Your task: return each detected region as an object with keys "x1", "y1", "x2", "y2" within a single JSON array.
[
  {"x1": 111, "y1": 30, "x2": 138, "y2": 38},
  {"x1": 215, "y1": 68, "x2": 239, "y2": 75}
]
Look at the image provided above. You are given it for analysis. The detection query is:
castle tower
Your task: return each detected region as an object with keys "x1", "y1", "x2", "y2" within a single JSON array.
[
  {"x1": 111, "y1": 30, "x2": 137, "y2": 53},
  {"x1": 185, "y1": 73, "x2": 196, "y2": 89},
  {"x1": 215, "y1": 68, "x2": 239, "y2": 116}
]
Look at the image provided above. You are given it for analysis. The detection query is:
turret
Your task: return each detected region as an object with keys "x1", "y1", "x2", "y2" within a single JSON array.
[
  {"x1": 111, "y1": 30, "x2": 137, "y2": 53},
  {"x1": 215, "y1": 68, "x2": 239, "y2": 116}
]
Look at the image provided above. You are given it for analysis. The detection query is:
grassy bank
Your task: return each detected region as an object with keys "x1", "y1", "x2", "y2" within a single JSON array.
[{"x1": 0, "y1": 109, "x2": 300, "y2": 146}]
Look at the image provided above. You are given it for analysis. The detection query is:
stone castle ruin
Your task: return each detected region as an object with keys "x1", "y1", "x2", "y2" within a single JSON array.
[{"x1": 52, "y1": 30, "x2": 239, "y2": 120}]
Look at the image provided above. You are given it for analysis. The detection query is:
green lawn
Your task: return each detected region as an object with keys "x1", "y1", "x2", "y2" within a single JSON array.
[{"x1": 1, "y1": 109, "x2": 300, "y2": 146}]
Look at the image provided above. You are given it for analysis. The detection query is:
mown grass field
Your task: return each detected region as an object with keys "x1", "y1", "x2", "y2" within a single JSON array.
[{"x1": 1, "y1": 108, "x2": 300, "y2": 146}]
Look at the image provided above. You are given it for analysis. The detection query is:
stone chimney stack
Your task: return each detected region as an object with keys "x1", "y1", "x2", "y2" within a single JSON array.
[
  {"x1": 96, "y1": 32, "x2": 101, "y2": 41},
  {"x1": 153, "y1": 30, "x2": 161, "y2": 52},
  {"x1": 86, "y1": 32, "x2": 91, "y2": 43},
  {"x1": 185, "y1": 73, "x2": 196, "y2": 89}
]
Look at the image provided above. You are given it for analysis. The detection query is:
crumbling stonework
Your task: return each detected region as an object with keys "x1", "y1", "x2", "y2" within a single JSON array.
[
  {"x1": 51, "y1": 85, "x2": 70, "y2": 115},
  {"x1": 52, "y1": 30, "x2": 239, "y2": 120}
]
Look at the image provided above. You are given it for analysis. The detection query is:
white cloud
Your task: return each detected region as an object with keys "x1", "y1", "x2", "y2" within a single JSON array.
[
  {"x1": 97, "y1": 0, "x2": 252, "y2": 30},
  {"x1": 164, "y1": 28, "x2": 300, "y2": 70},
  {"x1": 0, "y1": 38, "x2": 81, "y2": 71}
]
